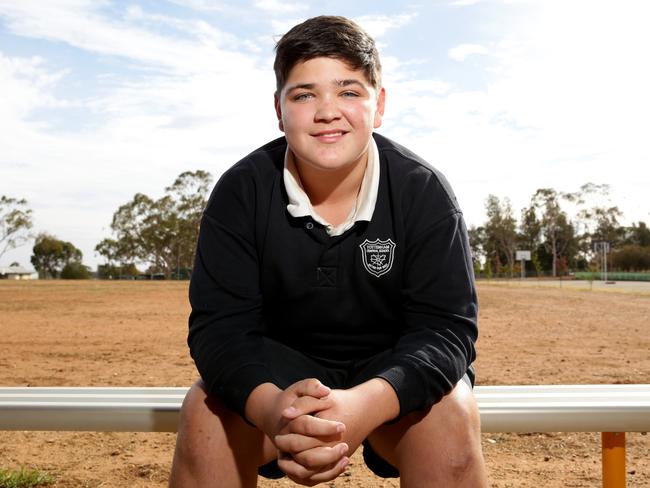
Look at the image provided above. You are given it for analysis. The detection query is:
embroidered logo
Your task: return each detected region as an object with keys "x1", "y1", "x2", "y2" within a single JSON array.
[{"x1": 359, "y1": 238, "x2": 396, "y2": 277}]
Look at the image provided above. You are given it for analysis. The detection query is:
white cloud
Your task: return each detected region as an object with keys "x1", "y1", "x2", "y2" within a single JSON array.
[
  {"x1": 390, "y1": 79, "x2": 453, "y2": 96},
  {"x1": 450, "y1": 0, "x2": 483, "y2": 6},
  {"x1": 270, "y1": 18, "x2": 307, "y2": 39},
  {"x1": 448, "y1": 43, "x2": 489, "y2": 62},
  {"x1": 253, "y1": 0, "x2": 308, "y2": 15},
  {"x1": 355, "y1": 13, "x2": 417, "y2": 39},
  {"x1": 380, "y1": 2, "x2": 650, "y2": 229},
  {"x1": 0, "y1": 3, "x2": 284, "y2": 268},
  {"x1": 0, "y1": 53, "x2": 71, "y2": 120},
  {"x1": 0, "y1": 54, "x2": 281, "y2": 267},
  {"x1": 270, "y1": 12, "x2": 417, "y2": 42},
  {"x1": 165, "y1": 0, "x2": 228, "y2": 12},
  {"x1": 0, "y1": 1, "x2": 258, "y2": 75}
]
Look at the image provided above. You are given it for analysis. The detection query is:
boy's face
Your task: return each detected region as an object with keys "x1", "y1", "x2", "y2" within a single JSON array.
[{"x1": 274, "y1": 57, "x2": 385, "y2": 173}]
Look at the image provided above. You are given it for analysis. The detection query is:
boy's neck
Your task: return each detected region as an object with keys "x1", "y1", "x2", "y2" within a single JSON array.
[
  {"x1": 294, "y1": 152, "x2": 366, "y2": 199},
  {"x1": 292, "y1": 151, "x2": 368, "y2": 226}
]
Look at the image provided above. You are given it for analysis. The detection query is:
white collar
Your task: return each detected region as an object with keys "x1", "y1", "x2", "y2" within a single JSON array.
[{"x1": 283, "y1": 137, "x2": 380, "y2": 236}]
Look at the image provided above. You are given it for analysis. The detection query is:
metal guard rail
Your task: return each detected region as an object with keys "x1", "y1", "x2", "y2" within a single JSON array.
[{"x1": 1, "y1": 384, "x2": 649, "y2": 487}]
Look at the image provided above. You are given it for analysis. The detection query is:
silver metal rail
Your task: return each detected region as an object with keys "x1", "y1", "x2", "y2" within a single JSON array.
[
  {"x1": 2, "y1": 384, "x2": 648, "y2": 487},
  {"x1": 476, "y1": 384, "x2": 650, "y2": 432},
  {"x1": 0, "y1": 387, "x2": 185, "y2": 432},
  {"x1": 1, "y1": 384, "x2": 649, "y2": 433}
]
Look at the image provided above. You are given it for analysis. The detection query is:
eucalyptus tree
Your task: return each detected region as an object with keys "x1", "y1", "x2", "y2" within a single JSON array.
[
  {"x1": 31, "y1": 233, "x2": 83, "y2": 279},
  {"x1": 0, "y1": 195, "x2": 33, "y2": 260},
  {"x1": 529, "y1": 188, "x2": 578, "y2": 277},
  {"x1": 96, "y1": 170, "x2": 212, "y2": 278},
  {"x1": 483, "y1": 195, "x2": 518, "y2": 277}
]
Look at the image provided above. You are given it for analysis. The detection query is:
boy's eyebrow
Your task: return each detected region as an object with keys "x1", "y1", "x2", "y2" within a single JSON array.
[
  {"x1": 333, "y1": 79, "x2": 366, "y2": 89},
  {"x1": 285, "y1": 83, "x2": 315, "y2": 94},
  {"x1": 284, "y1": 79, "x2": 369, "y2": 94}
]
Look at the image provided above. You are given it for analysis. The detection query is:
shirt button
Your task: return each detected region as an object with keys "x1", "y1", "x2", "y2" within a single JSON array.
[{"x1": 305, "y1": 222, "x2": 314, "y2": 230}]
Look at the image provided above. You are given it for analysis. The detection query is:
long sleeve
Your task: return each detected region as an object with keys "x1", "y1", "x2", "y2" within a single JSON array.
[
  {"x1": 376, "y1": 211, "x2": 478, "y2": 416},
  {"x1": 373, "y1": 150, "x2": 478, "y2": 417},
  {"x1": 187, "y1": 164, "x2": 276, "y2": 419}
]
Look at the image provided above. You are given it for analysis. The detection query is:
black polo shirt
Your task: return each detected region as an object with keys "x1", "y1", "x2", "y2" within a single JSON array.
[{"x1": 188, "y1": 132, "x2": 478, "y2": 419}]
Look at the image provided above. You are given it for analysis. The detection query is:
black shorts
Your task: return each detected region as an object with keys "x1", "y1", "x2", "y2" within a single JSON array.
[{"x1": 256, "y1": 337, "x2": 401, "y2": 479}]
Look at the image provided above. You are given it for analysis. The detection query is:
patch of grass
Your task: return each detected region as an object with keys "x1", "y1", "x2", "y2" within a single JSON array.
[{"x1": 0, "y1": 468, "x2": 54, "y2": 488}]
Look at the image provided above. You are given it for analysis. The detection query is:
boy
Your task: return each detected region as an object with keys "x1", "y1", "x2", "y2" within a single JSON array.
[{"x1": 170, "y1": 15, "x2": 487, "y2": 487}]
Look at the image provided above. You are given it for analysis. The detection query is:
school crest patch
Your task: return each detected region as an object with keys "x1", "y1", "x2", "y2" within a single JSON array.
[{"x1": 359, "y1": 238, "x2": 396, "y2": 277}]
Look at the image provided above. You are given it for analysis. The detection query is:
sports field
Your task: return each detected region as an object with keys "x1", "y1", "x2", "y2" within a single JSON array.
[{"x1": 0, "y1": 280, "x2": 648, "y2": 487}]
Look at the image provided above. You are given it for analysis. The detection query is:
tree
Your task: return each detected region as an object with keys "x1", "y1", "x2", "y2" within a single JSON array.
[
  {"x1": 31, "y1": 233, "x2": 83, "y2": 279},
  {"x1": 483, "y1": 195, "x2": 518, "y2": 277},
  {"x1": 166, "y1": 170, "x2": 212, "y2": 275},
  {"x1": 467, "y1": 225, "x2": 486, "y2": 269},
  {"x1": 97, "y1": 262, "x2": 139, "y2": 279},
  {"x1": 518, "y1": 204, "x2": 543, "y2": 276},
  {"x1": 519, "y1": 204, "x2": 541, "y2": 253},
  {"x1": 623, "y1": 221, "x2": 650, "y2": 247},
  {"x1": 94, "y1": 239, "x2": 139, "y2": 279},
  {"x1": 0, "y1": 195, "x2": 33, "y2": 260},
  {"x1": 529, "y1": 188, "x2": 579, "y2": 277},
  {"x1": 611, "y1": 245, "x2": 650, "y2": 271},
  {"x1": 96, "y1": 170, "x2": 212, "y2": 278},
  {"x1": 572, "y1": 183, "x2": 625, "y2": 248},
  {"x1": 61, "y1": 262, "x2": 91, "y2": 279}
]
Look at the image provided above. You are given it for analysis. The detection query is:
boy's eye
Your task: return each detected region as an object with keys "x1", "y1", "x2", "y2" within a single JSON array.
[
  {"x1": 293, "y1": 93, "x2": 313, "y2": 101},
  {"x1": 341, "y1": 91, "x2": 359, "y2": 98}
]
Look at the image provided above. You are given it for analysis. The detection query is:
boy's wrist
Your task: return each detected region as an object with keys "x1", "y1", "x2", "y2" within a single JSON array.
[
  {"x1": 245, "y1": 382, "x2": 282, "y2": 432},
  {"x1": 351, "y1": 378, "x2": 400, "y2": 425}
]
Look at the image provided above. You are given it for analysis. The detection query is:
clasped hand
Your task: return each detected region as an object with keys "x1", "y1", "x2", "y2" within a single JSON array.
[{"x1": 269, "y1": 379, "x2": 373, "y2": 486}]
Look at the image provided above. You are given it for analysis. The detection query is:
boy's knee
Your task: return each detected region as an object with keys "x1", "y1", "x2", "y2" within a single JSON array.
[
  {"x1": 182, "y1": 380, "x2": 207, "y2": 406},
  {"x1": 442, "y1": 434, "x2": 483, "y2": 481},
  {"x1": 444, "y1": 381, "x2": 481, "y2": 430},
  {"x1": 431, "y1": 389, "x2": 484, "y2": 482},
  {"x1": 177, "y1": 380, "x2": 243, "y2": 432},
  {"x1": 171, "y1": 381, "x2": 268, "y2": 487},
  {"x1": 178, "y1": 380, "x2": 209, "y2": 424}
]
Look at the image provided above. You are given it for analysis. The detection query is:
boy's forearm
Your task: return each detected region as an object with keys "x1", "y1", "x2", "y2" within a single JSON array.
[{"x1": 349, "y1": 378, "x2": 400, "y2": 426}]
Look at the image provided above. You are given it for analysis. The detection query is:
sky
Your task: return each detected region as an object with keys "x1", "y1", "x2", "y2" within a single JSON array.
[{"x1": 1, "y1": 0, "x2": 649, "y2": 269}]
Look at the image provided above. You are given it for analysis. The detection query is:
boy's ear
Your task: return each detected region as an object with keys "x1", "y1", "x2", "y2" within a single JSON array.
[
  {"x1": 373, "y1": 87, "x2": 386, "y2": 129},
  {"x1": 274, "y1": 92, "x2": 284, "y2": 132}
]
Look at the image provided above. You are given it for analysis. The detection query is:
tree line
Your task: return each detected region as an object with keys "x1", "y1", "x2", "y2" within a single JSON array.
[
  {"x1": 470, "y1": 183, "x2": 650, "y2": 277},
  {"x1": 1, "y1": 170, "x2": 211, "y2": 279},
  {"x1": 2, "y1": 179, "x2": 648, "y2": 280},
  {"x1": 2, "y1": 195, "x2": 92, "y2": 278}
]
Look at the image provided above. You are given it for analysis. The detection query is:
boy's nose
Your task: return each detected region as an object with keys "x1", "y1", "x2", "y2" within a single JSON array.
[{"x1": 314, "y1": 97, "x2": 341, "y2": 122}]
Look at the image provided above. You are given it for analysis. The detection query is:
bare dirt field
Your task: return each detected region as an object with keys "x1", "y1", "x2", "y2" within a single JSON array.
[{"x1": 0, "y1": 280, "x2": 649, "y2": 487}]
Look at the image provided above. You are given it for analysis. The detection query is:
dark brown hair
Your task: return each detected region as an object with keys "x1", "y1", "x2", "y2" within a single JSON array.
[{"x1": 273, "y1": 16, "x2": 382, "y2": 94}]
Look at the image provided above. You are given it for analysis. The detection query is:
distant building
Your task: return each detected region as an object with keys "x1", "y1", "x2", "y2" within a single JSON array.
[{"x1": 0, "y1": 265, "x2": 38, "y2": 280}]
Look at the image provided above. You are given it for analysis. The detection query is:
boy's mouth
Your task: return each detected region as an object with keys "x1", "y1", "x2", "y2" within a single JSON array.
[{"x1": 312, "y1": 130, "x2": 348, "y2": 142}]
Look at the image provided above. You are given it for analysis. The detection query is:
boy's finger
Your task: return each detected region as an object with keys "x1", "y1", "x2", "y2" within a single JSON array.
[
  {"x1": 305, "y1": 455, "x2": 349, "y2": 483},
  {"x1": 277, "y1": 456, "x2": 318, "y2": 484},
  {"x1": 281, "y1": 395, "x2": 332, "y2": 419},
  {"x1": 291, "y1": 443, "x2": 349, "y2": 470},
  {"x1": 274, "y1": 433, "x2": 322, "y2": 453},
  {"x1": 274, "y1": 432, "x2": 342, "y2": 454},
  {"x1": 286, "y1": 414, "x2": 345, "y2": 437},
  {"x1": 278, "y1": 455, "x2": 349, "y2": 485},
  {"x1": 291, "y1": 378, "x2": 331, "y2": 398}
]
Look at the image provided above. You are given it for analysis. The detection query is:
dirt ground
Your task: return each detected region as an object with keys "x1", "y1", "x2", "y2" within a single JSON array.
[{"x1": 0, "y1": 280, "x2": 648, "y2": 487}]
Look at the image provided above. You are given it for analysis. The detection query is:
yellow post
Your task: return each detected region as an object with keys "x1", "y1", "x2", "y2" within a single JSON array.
[{"x1": 602, "y1": 432, "x2": 626, "y2": 488}]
